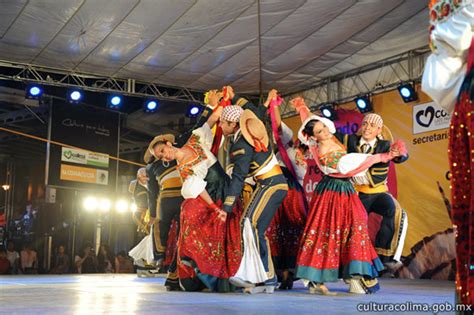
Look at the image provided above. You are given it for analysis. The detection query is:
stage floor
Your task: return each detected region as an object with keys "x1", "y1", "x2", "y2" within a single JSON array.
[{"x1": 0, "y1": 274, "x2": 456, "y2": 314}]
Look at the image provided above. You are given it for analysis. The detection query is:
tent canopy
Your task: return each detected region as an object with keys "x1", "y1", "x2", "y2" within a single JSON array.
[{"x1": 0, "y1": 0, "x2": 429, "y2": 95}]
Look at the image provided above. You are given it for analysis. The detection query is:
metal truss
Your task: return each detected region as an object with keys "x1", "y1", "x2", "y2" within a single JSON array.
[
  {"x1": 0, "y1": 60, "x2": 203, "y2": 104},
  {"x1": 280, "y1": 47, "x2": 431, "y2": 117}
]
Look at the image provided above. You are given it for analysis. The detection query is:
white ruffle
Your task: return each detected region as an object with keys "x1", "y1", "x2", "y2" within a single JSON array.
[
  {"x1": 336, "y1": 153, "x2": 370, "y2": 177},
  {"x1": 422, "y1": 3, "x2": 474, "y2": 113},
  {"x1": 181, "y1": 174, "x2": 208, "y2": 199}
]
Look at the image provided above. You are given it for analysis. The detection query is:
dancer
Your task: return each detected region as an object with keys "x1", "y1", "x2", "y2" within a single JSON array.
[
  {"x1": 290, "y1": 97, "x2": 404, "y2": 295},
  {"x1": 344, "y1": 113, "x2": 409, "y2": 266},
  {"x1": 128, "y1": 168, "x2": 150, "y2": 236},
  {"x1": 220, "y1": 104, "x2": 288, "y2": 294},
  {"x1": 151, "y1": 105, "x2": 242, "y2": 292},
  {"x1": 265, "y1": 89, "x2": 308, "y2": 290},
  {"x1": 131, "y1": 91, "x2": 216, "y2": 288},
  {"x1": 422, "y1": 0, "x2": 474, "y2": 306}
]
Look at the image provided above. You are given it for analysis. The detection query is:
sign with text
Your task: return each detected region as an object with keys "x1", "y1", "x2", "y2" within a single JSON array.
[
  {"x1": 46, "y1": 100, "x2": 119, "y2": 191},
  {"x1": 61, "y1": 147, "x2": 109, "y2": 168},
  {"x1": 412, "y1": 102, "x2": 451, "y2": 134},
  {"x1": 60, "y1": 164, "x2": 109, "y2": 185}
]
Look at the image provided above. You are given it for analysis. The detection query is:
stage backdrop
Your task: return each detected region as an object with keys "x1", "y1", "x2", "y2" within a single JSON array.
[
  {"x1": 283, "y1": 87, "x2": 455, "y2": 280},
  {"x1": 46, "y1": 100, "x2": 120, "y2": 192}
]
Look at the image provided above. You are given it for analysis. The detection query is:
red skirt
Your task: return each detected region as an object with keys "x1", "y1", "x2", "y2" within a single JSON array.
[
  {"x1": 177, "y1": 198, "x2": 242, "y2": 291},
  {"x1": 267, "y1": 183, "x2": 307, "y2": 270},
  {"x1": 296, "y1": 176, "x2": 383, "y2": 282}
]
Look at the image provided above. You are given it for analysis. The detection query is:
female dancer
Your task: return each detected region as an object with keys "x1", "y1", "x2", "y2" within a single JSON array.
[
  {"x1": 151, "y1": 98, "x2": 242, "y2": 292},
  {"x1": 265, "y1": 90, "x2": 308, "y2": 290},
  {"x1": 290, "y1": 97, "x2": 404, "y2": 295}
]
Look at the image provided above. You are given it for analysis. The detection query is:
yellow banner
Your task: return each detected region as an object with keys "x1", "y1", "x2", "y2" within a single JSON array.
[{"x1": 60, "y1": 164, "x2": 97, "y2": 183}]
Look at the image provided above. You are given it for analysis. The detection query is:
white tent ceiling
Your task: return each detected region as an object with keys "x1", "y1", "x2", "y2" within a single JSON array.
[{"x1": 0, "y1": 0, "x2": 429, "y2": 95}]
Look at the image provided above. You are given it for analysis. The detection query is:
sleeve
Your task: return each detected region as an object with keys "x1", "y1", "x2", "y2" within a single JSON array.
[
  {"x1": 280, "y1": 122, "x2": 294, "y2": 147},
  {"x1": 191, "y1": 123, "x2": 213, "y2": 150},
  {"x1": 421, "y1": 4, "x2": 474, "y2": 113},
  {"x1": 146, "y1": 164, "x2": 159, "y2": 218},
  {"x1": 223, "y1": 141, "x2": 253, "y2": 213},
  {"x1": 337, "y1": 153, "x2": 371, "y2": 175},
  {"x1": 393, "y1": 154, "x2": 409, "y2": 164},
  {"x1": 176, "y1": 105, "x2": 214, "y2": 147},
  {"x1": 181, "y1": 175, "x2": 207, "y2": 199}
]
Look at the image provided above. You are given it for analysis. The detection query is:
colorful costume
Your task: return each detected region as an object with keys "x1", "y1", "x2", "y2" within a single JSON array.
[
  {"x1": 294, "y1": 104, "x2": 387, "y2": 293},
  {"x1": 343, "y1": 132, "x2": 408, "y2": 263},
  {"x1": 223, "y1": 104, "x2": 288, "y2": 292},
  {"x1": 422, "y1": 0, "x2": 474, "y2": 305},
  {"x1": 266, "y1": 122, "x2": 308, "y2": 280},
  {"x1": 176, "y1": 123, "x2": 242, "y2": 292}
]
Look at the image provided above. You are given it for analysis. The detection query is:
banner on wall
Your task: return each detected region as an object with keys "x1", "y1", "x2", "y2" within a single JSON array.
[{"x1": 46, "y1": 101, "x2": 119, "y2": 191}]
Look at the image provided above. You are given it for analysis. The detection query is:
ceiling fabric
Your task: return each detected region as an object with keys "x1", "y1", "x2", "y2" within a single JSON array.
[{"x1": 0, "y1": 0, "x2": 429, "y2": 94}]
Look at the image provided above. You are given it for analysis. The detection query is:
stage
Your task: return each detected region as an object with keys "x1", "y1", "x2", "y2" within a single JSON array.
[{"x1": 0, "y1": 275, "x2": 456, "y2": 314}]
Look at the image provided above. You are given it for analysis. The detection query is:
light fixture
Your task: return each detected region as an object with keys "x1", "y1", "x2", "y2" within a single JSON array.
[
  {"x1": 26, "y1": 84, "x2": 43, "y2": 99},
  {"x1": 108, "y1": 95, "x2": 122, "y2": 109},
  {"x1": 2, "y1": 184, "x2": 10, "y2": 191},
  {"x1": 319, "y1": 104, "x2": 338, "y2": 121},
  {"x1": 83, "y1": 197, "x2": 98, "y2": 212},
  {"x1": 115, "y1": 199, "x2": 129, "y2": 213},
  {"x1": 397, "y1": 83, "x2": 418, "y2": 103},
  {"x1": 186, "y1": 104, "x2": 202, "y2": 117},
  {"x1": 354, "y1": 95, "x2": 373, "y2": 113},
  {"x1": 68, "y1": 89, "x2": 83, "y2": 104},
  {"x1": 144, "y1": 99, "x2": 158, "y2": 113}
]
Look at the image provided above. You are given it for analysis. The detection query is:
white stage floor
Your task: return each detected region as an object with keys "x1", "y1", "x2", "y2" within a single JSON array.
[{"x1": 0, "y1": 274, "x2": 456, "y2": 314}]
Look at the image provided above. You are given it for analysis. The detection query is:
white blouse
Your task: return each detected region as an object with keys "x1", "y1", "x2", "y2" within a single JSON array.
[
  {"x1": 422, "y1": 2, "x2": 474, "y2": 113},
  {"x1": 179, "y1": 123, "x2": 217, "y2": 199}
]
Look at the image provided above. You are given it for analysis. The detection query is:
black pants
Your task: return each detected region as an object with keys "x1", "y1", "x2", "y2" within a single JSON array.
[
  {"x1": 153, "y1": 195, "x2": 183, "y2": 259},
  {"x1": 244, "y1": 174, "x2": 288, "y2": 280},
  {"x1": 359, "y1": 192, "x2": 395, "y2": 263}
]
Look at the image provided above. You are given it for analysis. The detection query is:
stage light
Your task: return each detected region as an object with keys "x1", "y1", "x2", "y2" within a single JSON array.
[
  {"x1": 397, "y1": 83, "x2": 418, "y2": 103},
  {"x1": 186, "y1": 104, "x2": 202, "y2": 117},
  {"x1": 319, "y1": 104, "x2": 338, "y2": 121},
  {"x1": 144, "y1": 100, "x2": 158, "y2": 113},
  {"x1": 99, "y1": 198, "x2": 111, "y2": 213},
  {"x1": 2, "y1": 184, "x2": 10, "y2": 191},
  {"x1": 68, "y1": 89, "x2": 83, "y2": 103},
  {"x1": 108, "y1": 95, "x2": 122, "y2": 109},
  {"x1": 354, "y1": 96, "x2": 373, "y2": 113},
  {"x1": 130, "y1": 203, "x2": 138, "y2": 213},
  {"x1": 115, "y1": 199, "x2": 129, "y2": 213},
  {"x1": 26, "y1": 85, "x2": 43, "y2": 99},
  {"x1": 83, "y1": 197, "x2": 98, "y2": 212}
]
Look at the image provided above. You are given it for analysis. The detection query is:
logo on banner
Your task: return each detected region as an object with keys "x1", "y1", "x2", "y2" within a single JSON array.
[
  {"x1": 413, "y1": 102, "x2": 451, "y2": 134},
  {"x1": 61, "y1": 147, "x2": 109, "y2": 168}
]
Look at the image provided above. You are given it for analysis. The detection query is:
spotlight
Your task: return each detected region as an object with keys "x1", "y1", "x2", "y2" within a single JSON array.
[
  {"x1": 397, "y1": 83, "x2": 418, "y2": 103},
  {"x1": 354, "y1": 96, "x2": 373, "y2": 113},
  {"x1": 319, "y1": 104, "x2": 338, "y2": 121},
  {"x1": 186, "y1": 104, "x2": 202, "y2": 118},
  {"x1": 144, "y1": 100, "x2": 158, "y2": 113},
  {"x1": 108, "y1": 95, "x2": 122, "y2": 109},
  {"x1": 68, "y1": 89, "x2": 83, "y2": 104},
  {"x1": 26, "y1": 84, "x2": 43, "y2": 99},
  {"x1": 83, "y1": 197, "x2": 98, "y2": 212},
  {"x1": 115, "y1": 199, "x2": 129, "y2": 213}
]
